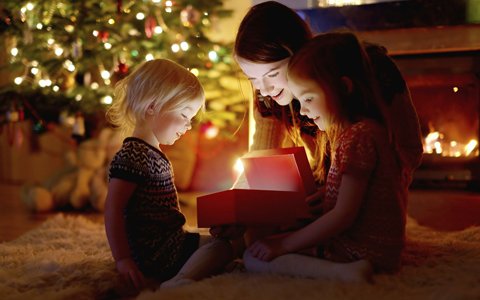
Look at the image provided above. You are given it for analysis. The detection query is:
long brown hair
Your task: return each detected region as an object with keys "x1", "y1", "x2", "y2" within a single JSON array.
[{"x1": 234, "y1": 1, "x2": 316, "y2": 137}]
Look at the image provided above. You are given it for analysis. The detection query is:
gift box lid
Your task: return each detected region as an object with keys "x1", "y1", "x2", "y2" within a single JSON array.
[{"x1": 240, "y1": 147, "x2": 316, "y2": 195}]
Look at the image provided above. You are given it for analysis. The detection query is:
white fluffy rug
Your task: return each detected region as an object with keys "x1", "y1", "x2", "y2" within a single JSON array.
[{"x1": 1, "y1": 214, "x2": 480, "y2": 300}]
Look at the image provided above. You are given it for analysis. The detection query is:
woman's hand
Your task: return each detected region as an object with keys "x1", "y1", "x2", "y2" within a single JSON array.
[
  {"x1": 210, "y1": 224, "x2": 246, "y2": 240},
  {"x1": 116, "y1": 257, "x2": 146, "y2": 291},
  {"x1": 247, "y1": 235, "x2": 288, "y2": 261},
  {"x1": 305, "y1": 186, "x2": 326, "y2": 217}
]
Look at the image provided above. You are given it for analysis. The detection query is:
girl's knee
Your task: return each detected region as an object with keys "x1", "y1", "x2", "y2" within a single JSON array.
[{"x1": 205, "y1": 239, "x2": 234, "y2": 259}]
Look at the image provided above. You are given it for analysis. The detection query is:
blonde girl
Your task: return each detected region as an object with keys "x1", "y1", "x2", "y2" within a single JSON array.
[{"x1": 105, "y1": 59, "x2": 233, "y2": 293}]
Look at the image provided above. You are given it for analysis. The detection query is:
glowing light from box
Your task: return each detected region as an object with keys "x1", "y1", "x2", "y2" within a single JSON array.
[{"x1": 233, "y1": 158, "x2": 244, "y2": 178}]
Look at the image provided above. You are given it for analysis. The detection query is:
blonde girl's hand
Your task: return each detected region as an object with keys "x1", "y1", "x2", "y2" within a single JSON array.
[
  {"x1": 116, "y1": 257, "x2": 146, "y2": 291},
  {"x1": 305, "y1": 186, "x2": 326, "y2": 217},
  {"x1": 248, "y1": 236, "x2": 287, "y2": 261}
]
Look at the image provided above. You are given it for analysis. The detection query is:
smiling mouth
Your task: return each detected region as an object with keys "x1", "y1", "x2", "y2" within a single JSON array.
[{"x1": 271, "y1": 89, "x2": 283, "y2": 100}]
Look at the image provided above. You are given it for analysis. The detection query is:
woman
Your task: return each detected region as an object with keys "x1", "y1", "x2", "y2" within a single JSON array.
[{"x1": 213, "y1": 1, "x2": 422, "y2": 247}]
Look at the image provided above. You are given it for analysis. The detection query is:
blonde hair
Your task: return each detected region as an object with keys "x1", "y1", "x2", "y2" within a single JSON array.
[{"x1": 107, "y1": 59, "x2": 205, "y2": 134}]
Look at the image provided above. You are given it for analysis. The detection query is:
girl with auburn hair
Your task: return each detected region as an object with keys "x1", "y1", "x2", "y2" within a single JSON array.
[{"x1": 245, "y1": 31, "x2": 407, "y2": 280}]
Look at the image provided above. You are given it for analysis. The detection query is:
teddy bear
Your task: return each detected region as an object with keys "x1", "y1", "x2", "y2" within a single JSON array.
[{"x1": 21, "y1": 127, "x2": 122, "y2": 212}]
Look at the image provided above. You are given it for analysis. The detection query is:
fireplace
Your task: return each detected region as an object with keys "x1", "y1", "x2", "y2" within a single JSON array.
[
  {"x1": 393, "y1": 50, "x2": 480, "y2": 190},
  {"x1": 297, "y1": 0, "x2": 480, "y2": 189}
]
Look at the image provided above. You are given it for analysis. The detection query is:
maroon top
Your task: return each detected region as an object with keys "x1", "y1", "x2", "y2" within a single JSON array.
[{"x1": 322, "y1": 120, "x2": 406, "y2": 272}]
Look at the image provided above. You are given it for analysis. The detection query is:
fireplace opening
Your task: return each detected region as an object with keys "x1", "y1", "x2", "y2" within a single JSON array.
[{"x1": 394, "y1": 50, "x2": 480, "y2": 190}]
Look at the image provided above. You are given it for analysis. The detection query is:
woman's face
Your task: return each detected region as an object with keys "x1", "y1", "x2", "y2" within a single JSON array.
[{"x1": 236, "y1": 56, "x2": 293, "y2": 106}]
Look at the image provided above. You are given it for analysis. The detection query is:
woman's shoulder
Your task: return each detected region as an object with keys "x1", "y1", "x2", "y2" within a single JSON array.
[{"x1": 348, "y1": 119, "x2": 384, "y2": 134}]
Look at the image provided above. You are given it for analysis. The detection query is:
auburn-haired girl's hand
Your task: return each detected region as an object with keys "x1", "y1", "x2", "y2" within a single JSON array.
[{"x1": 248, "y1": 236, "x2": 287, "y2": 261}]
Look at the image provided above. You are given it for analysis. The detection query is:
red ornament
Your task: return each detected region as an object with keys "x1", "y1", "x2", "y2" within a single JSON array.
[
  {"x1": 117, "y1": 61, "x2": 129, "y2": 76},
  {"x1": 144, "y1": 16, "x2": 156, "y2": 38},
  {"x1": 98, "y1": 31, "x2": 109, "y2": 43}
]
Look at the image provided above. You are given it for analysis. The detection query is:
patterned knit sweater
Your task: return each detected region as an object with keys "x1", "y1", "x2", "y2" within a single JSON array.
[{"x1": 109, "y1": 137, "x2": 187, "y2": 275}]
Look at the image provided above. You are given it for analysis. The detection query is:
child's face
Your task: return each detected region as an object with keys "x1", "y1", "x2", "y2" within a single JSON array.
[
  {"x1": 152, "y1": 97, "x2": 204, "y2": 145},
  {"x1": 288, "y1": 77, "x2": 331, "y2": 131},
  {"x1": 236, "y1": 56, "x2": 293, "y2": 106}
]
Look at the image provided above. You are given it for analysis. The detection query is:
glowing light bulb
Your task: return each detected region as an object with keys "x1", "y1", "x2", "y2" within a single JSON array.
[
  {"x1": 101, "y1": 95, "x2": 113, "y2": 105},
  {"x1": 145, "y1": 53, "x2": 154, "y2": 61},
  {"x1": 171, "y1": 44, "x2": 180, "y2": 53},
  {"x1": 14, "y1": 77, "x2": 23, "y2": 85},
  {"x1": 154, "y1": 26, "x2": 163, "y2": 34},
  {"x1": 204, "y1": 124, "x2": 219, "y2": 139},
  {"x1": 54, "y1": 47, "x2": 64, "y2": 56},
  {"x1": 208, "y1": 50, "x2": 218, "y2": 62},
  {"x1": 180, "y1": 41, "x2": 189, "y2": 51},
  {"x1": 101, "y1": 70, "x2": 111, "y2": 79},
  {"x1": 64, "y1": 60, "x2": 75, "y2": 72},
  {"x1": 190, "y1": 68, "x2": 199, "y2": 76}
]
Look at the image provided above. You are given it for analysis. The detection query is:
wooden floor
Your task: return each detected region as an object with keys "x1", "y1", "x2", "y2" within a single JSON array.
[{"x1": 1, "y1": 183, "x2": 480, "y2": 242}]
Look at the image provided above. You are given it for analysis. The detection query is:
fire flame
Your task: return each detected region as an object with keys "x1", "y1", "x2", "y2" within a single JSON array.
[{"x1": 424, "y1": 131, "x2": 478, "y2": 157}]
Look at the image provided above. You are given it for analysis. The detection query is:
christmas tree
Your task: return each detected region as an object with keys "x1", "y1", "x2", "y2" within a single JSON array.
[{"x1": 0, "y1": 0, "x2": 246, "y2": 140}]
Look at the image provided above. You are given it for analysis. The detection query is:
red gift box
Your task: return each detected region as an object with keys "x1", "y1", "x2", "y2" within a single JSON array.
[
  {"x1": 196, "y1": 147, "x2": 316, "y2": 228},
  {"x1": 241, "y1": 147, "x2": 316, "y2": 195}
]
